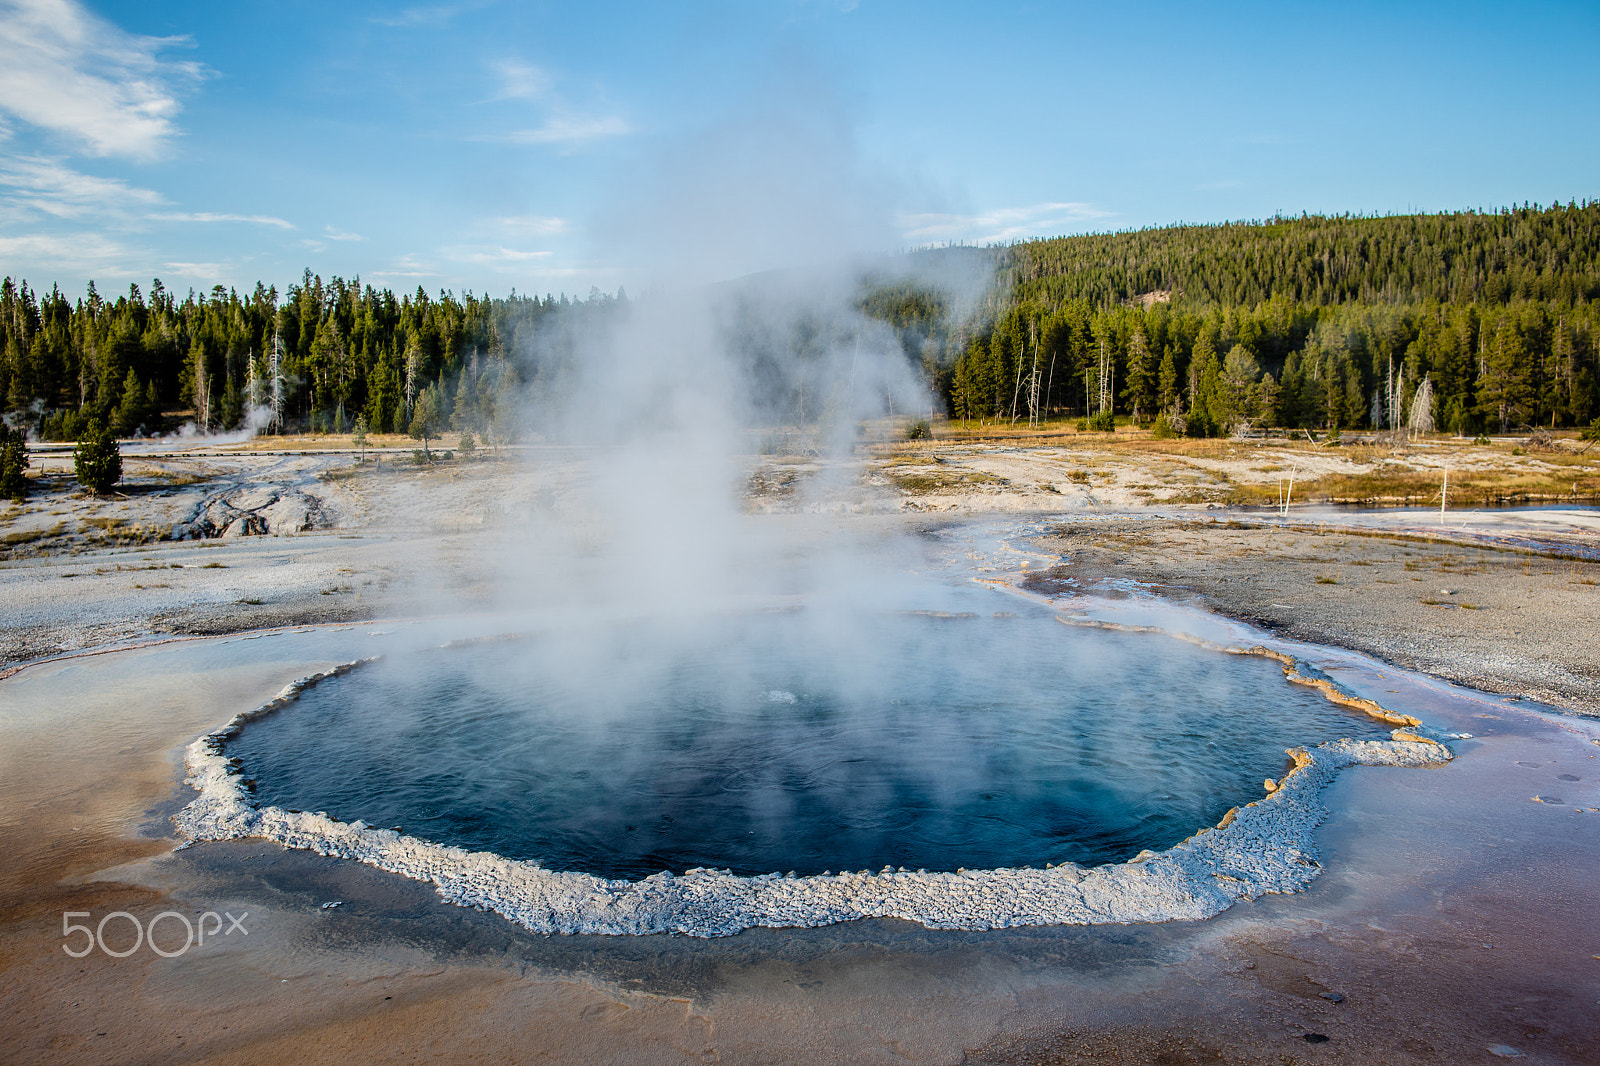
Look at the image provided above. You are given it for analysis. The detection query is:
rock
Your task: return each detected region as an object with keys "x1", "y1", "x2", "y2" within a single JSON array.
[
  {"x1": 1319, "y1": 991, "x2": 1345, "y2": 1003},
  {"x1": 173, "y1": 487, "x2": 328, "y2": 539},
  {"x1": 262, "y1": 494, "x2": 314, "y2": 533},
  {"x1": 1488, "y1": 1046, "x2": 1525, "y2": 1058},
  {"x1": 229, "y1": 486, "x2": 280, "y2": 511},
  {"x1": 221, "y1": 515, "x2": 265, "y2": 537}
]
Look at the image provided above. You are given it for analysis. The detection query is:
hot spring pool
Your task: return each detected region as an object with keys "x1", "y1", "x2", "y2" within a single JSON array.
[{"x1": 223, "y1": 604, "x2": 1392, "y2": 881}]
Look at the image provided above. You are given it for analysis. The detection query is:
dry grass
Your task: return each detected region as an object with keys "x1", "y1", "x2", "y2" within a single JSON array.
[
  {"x1": 80, "y1": 515, "x2": 164, "y2": 545},
  {"x1": 885, "y1": 469, "x2": 1008, "y2": 494},
  {"x1": 234, "y1": 432, "x2": 414, "y2": 452},
  {"x1": 1421, "y1": 598, "x2": 1483, "y2": 609},
  {"x1": 1209, "y1": 461, "x2": 1600, "y2": 507}
]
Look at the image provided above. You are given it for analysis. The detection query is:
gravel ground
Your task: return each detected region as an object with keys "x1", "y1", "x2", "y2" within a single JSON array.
[{"x1": 1029, "y1": 517, "x2": 1600, "y2": 716}]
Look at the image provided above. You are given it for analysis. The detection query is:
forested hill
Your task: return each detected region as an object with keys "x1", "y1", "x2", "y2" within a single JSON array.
[
  {"x1": 917, "y1": 201, "x2": 1600, "y2": 436},
  {"x1": 1, "y1": 202, "x2": 1598, "y2": 443},
  {"x1": 0, "y1": 276, "x2": 618, "y2": 444},
  {"x1": 994, "y1": 202, "x2": 1600, "y2": 309}
]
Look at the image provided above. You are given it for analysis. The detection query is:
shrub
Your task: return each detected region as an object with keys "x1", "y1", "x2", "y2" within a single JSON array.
[
  {"x1": 73, "y1": 419, "x2": 122, "y2": 494},
  {"x1": 904, "y1": 418, "x2": 930, "y2": 441}
]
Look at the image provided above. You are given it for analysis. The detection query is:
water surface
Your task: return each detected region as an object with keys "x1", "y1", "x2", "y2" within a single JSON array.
[{"x1": 229, "y1": 604, "x2": 1389, "y2": 879}]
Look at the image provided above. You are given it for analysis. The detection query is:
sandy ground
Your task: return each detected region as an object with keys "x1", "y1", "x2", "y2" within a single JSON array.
[{"x1": 2, "y1": 435, "x2": 1599, "y2": 1063}]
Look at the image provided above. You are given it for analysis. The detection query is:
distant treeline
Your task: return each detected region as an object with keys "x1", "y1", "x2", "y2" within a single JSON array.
[
  {"x1": 0, "y1": 273, "x2": 623, "y2": 441},
  {"x1": 915, "y1": 202, "x2": 1600, "y2": 434},
  {"x1": 2, "y1": 201, "x2": 1597, "y2": 441}
]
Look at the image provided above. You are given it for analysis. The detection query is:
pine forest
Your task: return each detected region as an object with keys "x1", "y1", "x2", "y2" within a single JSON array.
[{"x1": 1, "y1": 201, "x2": 1597, "y2": 444}]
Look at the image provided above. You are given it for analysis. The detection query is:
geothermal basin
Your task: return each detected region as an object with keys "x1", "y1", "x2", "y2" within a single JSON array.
[
  {"x1": 223, "y1": 604, "x2": 1390, "y2": 880},
  {"x1": 5, "y1": 515, "x2": 1598, "y2": 1062},
  {"x1": 175, "y1": 567, "x2": 1455, "y2": 938}
]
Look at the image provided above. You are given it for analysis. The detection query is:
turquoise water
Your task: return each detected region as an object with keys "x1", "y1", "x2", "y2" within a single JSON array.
[{"x1": 228, "y1": 604, "x2": 1388, "y2": 880}]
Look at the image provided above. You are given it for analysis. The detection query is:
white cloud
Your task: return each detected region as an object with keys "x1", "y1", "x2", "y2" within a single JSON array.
[
  {"x1": 370, "y1": 254, "x2": 440, "y2": 279},
  {"x1": 489, "y1": 215, "x2": 567, "y2": 235},
  {"x1": 0, "y1": 0, "x2": 207, "y2": 160},
  {"x1": 897, "y1": 202, "x2": 1113, "y2": 245},
  {"x1": 443, "y1": 245, "x2": 553, "y2": 269},
  {"x1": 372, "y1": 1, "x2": 496, "y2": 28},
  {"x1": 161, "y1": 261, "x2": 229, "y2": 281},
  {"x1": 476, "y1": 58, "x2": 630, "y2": 151},
  {"x1": 0, "y1": 231, "x2": 136, "y2": 275},
  {"x1": 494, "y1": 114, "x2": 633, "y2": 147},
  {"x1": 0, "y1": 154, "x2": 165, "y2": 219},
  {"x1": 323, "y1": 226, "x2": 366, "y2": 242},
  {"x1": 149, "y1": 211, "x2": 296, "y2": 229},
  {"x1": 489, "y1": 59, "x2": 551, "y2": 102}
]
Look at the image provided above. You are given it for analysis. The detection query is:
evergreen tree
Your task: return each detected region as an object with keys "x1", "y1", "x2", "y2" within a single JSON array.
[
  {"x1": 1122, "y1": 328, "x2": 1156, "y2": 422},
  {"x1": 1186, "y1": 333, "x2": 1222, "y2": 435},
  {"x1": 1479, "y1": 316, "x2": 1534, "y2": 431},
  {"x1": 74, "y1": 419, "x2": 121, "y2": 494},
  {"x1": 0, "y1": 424, "x2": 28, "y2": 501},
  {"x1": 144, "y1": 378, "x2": 162, "y2": 435},
  {"x1": 1220, "y1": 344, "x2": 1262, "y2": 427},
  {"x1": 112, "y1": 368, "x2": 146, "y2": 436},
  {"x1": 1157, "y1": 344, "x2": 1182, "y2": 413},
  {"x1": 410, "y1": 382, "x2": 444, "y2": 458},
  {"x1": 1256, "y1": 372, "x2": 1281, "y2": 427}
]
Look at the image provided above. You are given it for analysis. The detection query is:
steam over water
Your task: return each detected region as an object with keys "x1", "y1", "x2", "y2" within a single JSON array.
[{"x1": 227, "y1": 599, "x2": 1389, "y2": 880}]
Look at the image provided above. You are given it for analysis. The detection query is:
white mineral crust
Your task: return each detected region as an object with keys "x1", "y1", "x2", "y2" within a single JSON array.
[{"x1": 174, "y1": 662, "x2": 1453, "y2": 938}]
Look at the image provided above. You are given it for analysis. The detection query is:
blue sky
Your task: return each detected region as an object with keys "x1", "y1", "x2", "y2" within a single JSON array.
[{"x1": 1, "y1": 0, "x2": 1596, "y2": 297}]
